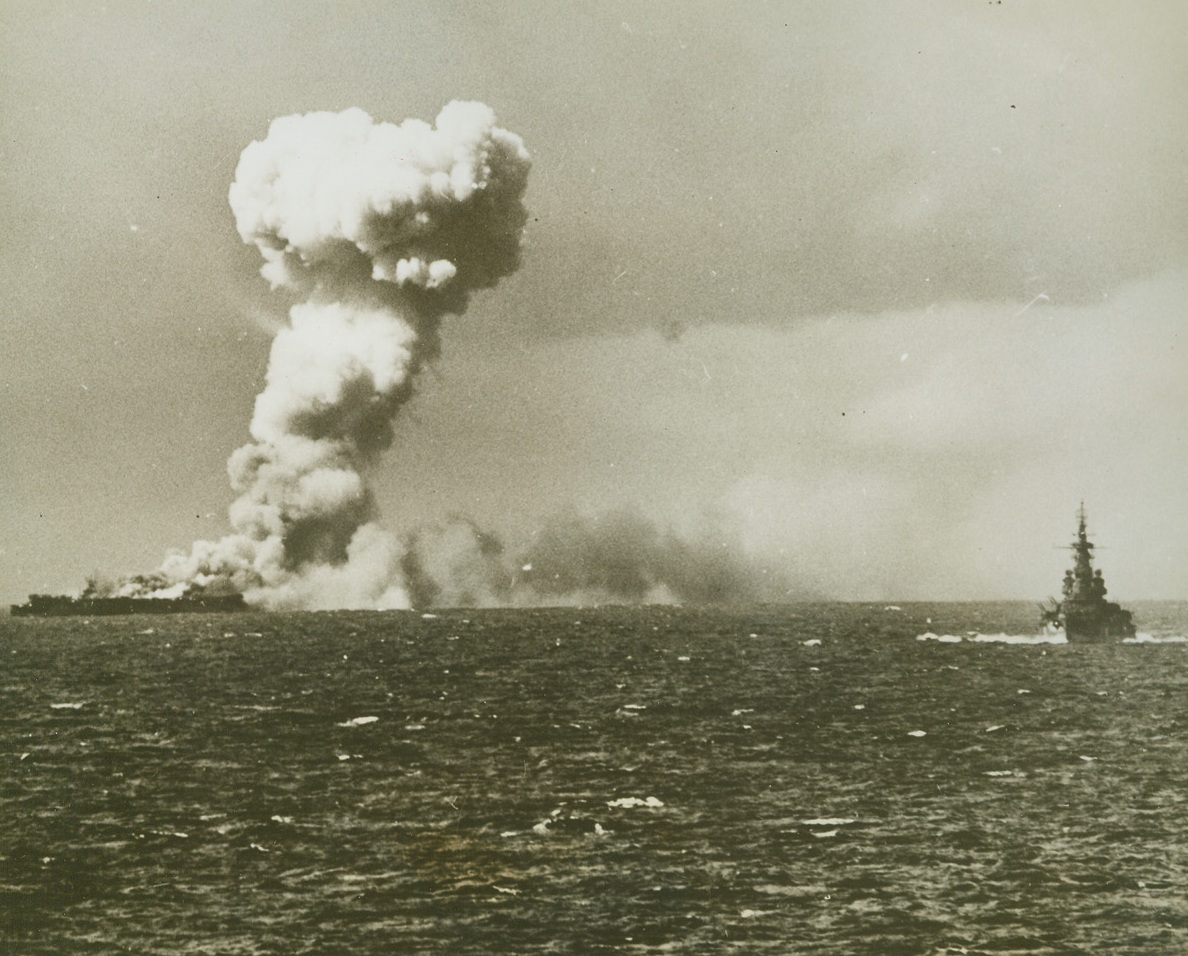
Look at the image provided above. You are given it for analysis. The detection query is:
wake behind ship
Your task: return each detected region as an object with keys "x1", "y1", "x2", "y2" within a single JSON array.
[{"x1": 10, "y1": 592, "x2": 247, "y2": 616}]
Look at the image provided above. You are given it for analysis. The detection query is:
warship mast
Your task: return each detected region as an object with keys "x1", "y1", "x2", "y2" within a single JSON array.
[{"x1": 1063, "y1": 502, "x2": 1103, "y2": 604}]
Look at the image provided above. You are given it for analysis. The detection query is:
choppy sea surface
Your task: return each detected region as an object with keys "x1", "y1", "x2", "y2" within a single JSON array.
[{"x1": 3, "y1": 601, "x2": 1187, "y2": 955}]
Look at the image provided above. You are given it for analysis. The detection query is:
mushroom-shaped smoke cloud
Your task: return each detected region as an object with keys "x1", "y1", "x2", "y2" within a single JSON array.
[{"x1": 154, "y1": 102, "x2": 530, "y2": 609}]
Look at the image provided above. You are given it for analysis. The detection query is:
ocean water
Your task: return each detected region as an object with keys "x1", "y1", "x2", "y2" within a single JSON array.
[{"x1": 2, "y1": 602, "x2": 1187, "y2": 955}]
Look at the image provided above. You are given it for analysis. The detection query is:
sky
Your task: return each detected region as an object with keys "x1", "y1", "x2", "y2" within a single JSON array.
[{"x1": 2, "y1": 0, "x2": 1185, "y2": 606}]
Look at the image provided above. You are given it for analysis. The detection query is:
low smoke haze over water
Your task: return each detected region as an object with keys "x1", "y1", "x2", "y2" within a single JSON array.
[{"x1": 4, "y1": 603, "x2": 1188, "y2": 954}]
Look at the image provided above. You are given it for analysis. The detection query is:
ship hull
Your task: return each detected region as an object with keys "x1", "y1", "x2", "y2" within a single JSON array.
[
  {"x1": 1062, "y1": 603, "x2": 1136, "y2": 643},
  {"x1": 10, "y1": 594, "x2": 248, "y2": 617}
]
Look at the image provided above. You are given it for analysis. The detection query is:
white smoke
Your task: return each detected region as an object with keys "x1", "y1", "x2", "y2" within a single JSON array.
[{"x1": 148, "y1": 101, "x2": 530, "y2": 609}]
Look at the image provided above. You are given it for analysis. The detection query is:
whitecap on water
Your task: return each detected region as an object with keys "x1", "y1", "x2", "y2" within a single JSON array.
[
  {"x1": 337, "y1": 716, "x2": 378, "y2": 727},
  {"x1": 607, "y1": 796, "x2": 664, "y2": 809}
]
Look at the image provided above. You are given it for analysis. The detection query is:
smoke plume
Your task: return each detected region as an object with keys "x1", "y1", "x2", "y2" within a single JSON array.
[
  {"x1": 511, "y1": 508, "x2": 798, "y2": 606},
  {"x1": 400, "y1": 516, "x2": 511, "y2": 609},
  {"x1": 141, "y1": 102, "x2": 530, "y2": 608},
  {"x1": 101, "y1": 105, "x2": 795, "y2": 611},
  {"x1": 394, "y1": 510, "x2": 799, "y2": 608}
]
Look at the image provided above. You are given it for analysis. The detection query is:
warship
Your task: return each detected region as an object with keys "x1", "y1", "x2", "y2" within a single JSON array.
[
  {"x1": 1039, "y1": 504, "x2": 1135, "y2": 642},
  {"x1": 10, "y1": 588, "x2": 247, "y2": 617}
]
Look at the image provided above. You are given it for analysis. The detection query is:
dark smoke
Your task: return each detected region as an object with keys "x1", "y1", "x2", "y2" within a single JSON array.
[
  {"x1": 511, "y1": 508, "x2": 796, "y2": 607},
  {"x1": 400, "y1": 516, "x2": 510, "y2": 609}
]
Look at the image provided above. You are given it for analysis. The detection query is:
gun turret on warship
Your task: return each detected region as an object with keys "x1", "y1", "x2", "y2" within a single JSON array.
[{"x1": 1039, "y1": 504, "x2": 1135, "y2": 642}]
